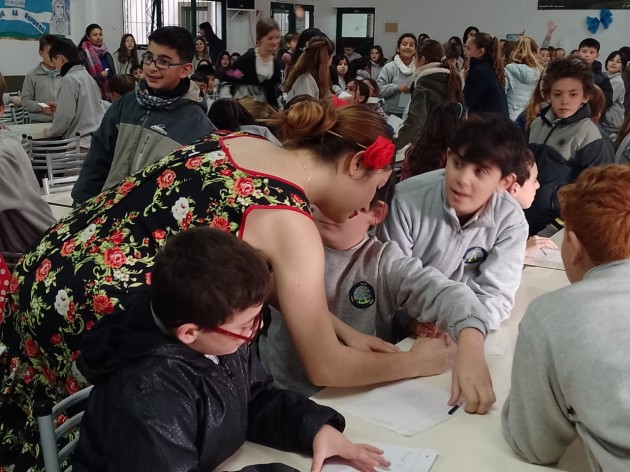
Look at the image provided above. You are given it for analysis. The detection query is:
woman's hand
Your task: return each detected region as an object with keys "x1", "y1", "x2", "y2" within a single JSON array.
[
  {"x1": 525, "y1": 235, "x2": 558, "y2": 257},
  {"x1": 311, "y1": 424, "x2": 390, "y2": 472}
]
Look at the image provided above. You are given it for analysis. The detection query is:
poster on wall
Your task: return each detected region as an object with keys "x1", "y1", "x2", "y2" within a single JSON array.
[
  {"x1": 0, "y1": 0, "x2": 70, "y2": 39},
  {"x1": 539, "y1": 0, "x2": 630, "y2": 8}
]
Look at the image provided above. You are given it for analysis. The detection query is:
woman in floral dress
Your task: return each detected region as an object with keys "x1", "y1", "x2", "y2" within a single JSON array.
[{"x1": 0, "y1": 100, "x2": 428, "y2": 470}]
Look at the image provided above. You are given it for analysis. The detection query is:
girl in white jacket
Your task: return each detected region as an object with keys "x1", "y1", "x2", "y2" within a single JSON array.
[{"x1": 505, "y1": 37, "x2": 542, "y2": 121}]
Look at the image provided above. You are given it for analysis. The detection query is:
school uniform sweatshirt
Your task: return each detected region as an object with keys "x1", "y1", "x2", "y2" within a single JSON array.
[
  {"x1": 376, "y1": 58, "x2": 415, "y2": 116},
  {"x1": 259, "y1": 234, "x2": 489, "y2": 396},
  {"x1": 502, "y1": 260, "x2": 630, "y2": 472},
  {"x1": 20, "y1": 62, "x2": 62, "y2": 123},
  {"x1": 380, "y1": 169, "x2": 528, "y2": 330}
]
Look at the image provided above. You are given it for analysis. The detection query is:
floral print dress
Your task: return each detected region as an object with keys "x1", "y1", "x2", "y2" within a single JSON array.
[{"x1": 0, "y1": 132, "x2": 311, "y2": 470}]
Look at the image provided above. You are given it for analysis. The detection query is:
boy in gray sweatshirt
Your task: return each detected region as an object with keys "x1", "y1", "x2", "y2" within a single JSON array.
[
  {"x1": 502, "y1": 164, "x2": 630, "y2": 471},
  {"x1": 20, "y1": 35, "x2": 61, "y2": 123}
]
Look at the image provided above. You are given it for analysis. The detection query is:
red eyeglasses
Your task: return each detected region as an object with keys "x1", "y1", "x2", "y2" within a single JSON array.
[{"x1": 209, "y1": 312, "x2": 263, "y2": 343}]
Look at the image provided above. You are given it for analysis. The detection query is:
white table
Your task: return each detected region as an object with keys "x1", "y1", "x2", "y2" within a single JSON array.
[
  {"x1": 41, "y1": 191, "x2": 74, "y2": 221},
  {"x1": 7, "y1": 122, "x2": 49, "y2": 140},
  {"x1": 216, "y1": 267, "x2": 589, "y2": 472}
]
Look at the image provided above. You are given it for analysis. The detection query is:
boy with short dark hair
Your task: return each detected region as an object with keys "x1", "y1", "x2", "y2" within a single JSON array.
[
  {"x1": 525, "y1": 58, "x2": 615, "y2": 235},
  {"x1": 578, "y1": 37, "x2": 613, "y2": 110},
  {"x1": 343, "y1": 38, "x2": 362, "y2": 62},
  {"x1": 72, "y1": 26, "x2": 216, "y2": 204},
  {"x1": 74, "y1": 227, "x2": 389, "y2": 472},
  {"x1": 503, "y1": 164, "x2": 630, "y2": 471},
  {"x1": 20, "y1": 34, "x2": 61, "y2": 123},
  {"x1": 380, "y1": 116, "x2": 531, "y2": 413}
]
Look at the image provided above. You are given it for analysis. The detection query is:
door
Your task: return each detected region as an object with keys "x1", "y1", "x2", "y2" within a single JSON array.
[
  {"x1": 271, "y1": 2, "x2": 314, "y2": 38},
  {"x1": 335, "y1": 7, "x2": 375, "y2": 57}
]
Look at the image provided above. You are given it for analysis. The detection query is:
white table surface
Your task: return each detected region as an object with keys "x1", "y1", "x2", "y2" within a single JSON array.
[
  {"x1": 7, "y1": 122, "x2": 49, "y2": 140},
  {"x1": 216, "y1": 267, "x2": 588, "y2": 472},
  {"x1": 41, "y1": 191, "x2": 74, "y2": 221}
]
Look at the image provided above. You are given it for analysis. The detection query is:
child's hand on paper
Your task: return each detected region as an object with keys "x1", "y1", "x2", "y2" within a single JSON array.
[
  {"x1": 409, "y1": 337, "x2": 451, "y2": 376},
  {"x1": 525, "y1": 235, "x2": 557, "y2": 257},
  {"x1": 311, "y1": 424, "x2": 390, "y2": 472},
  {"x1": 449, "y1": 328, "x2": 495, "y2": 414}
]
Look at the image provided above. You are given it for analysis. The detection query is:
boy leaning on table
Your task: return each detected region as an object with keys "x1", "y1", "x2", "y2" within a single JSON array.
[
  {"x1": 73, "y1": 227, "x2": 389, "y2": 472},
  {"x1": 503, "y1": 165, "x2": 630, "y2": 471}
]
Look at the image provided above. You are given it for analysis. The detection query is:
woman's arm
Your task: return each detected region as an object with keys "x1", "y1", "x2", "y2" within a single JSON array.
[{"x1": 242, "y1": 209, "x2": 430, "y2": 387}]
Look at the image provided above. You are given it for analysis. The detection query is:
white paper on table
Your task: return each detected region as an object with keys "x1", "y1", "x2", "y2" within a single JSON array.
[
  {"x1": 322, "y1": 441, "x2": 437, "y2": 472},
  {"x1": 332, "y1": 379, "x2": 461, "y2": 436},
  {"x1": 387, "y1": 114, "x2": 404, "y2": 135},
  {"x1": 524, "y1": 247, "x2": 564, "y2": 270},
  {"x1": 484, "y1": 327, "x2": 509, "y2": 356}
]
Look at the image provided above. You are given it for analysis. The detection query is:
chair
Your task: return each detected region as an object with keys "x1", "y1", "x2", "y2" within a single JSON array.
[
  {"x1": 30, "y1": 133, "x2": 82, "y2": 177},
  {"x1": 0, "y1": 104, "x2": 30, "y2": 125},
  {"x1": 21, "y1": 134, "x2": 32, "y2": 158},
  {"x1": 42, "y1": 152, "x2": 86, "y2": 195},
  {"x1": 36, "y1": 385, "x2": 93, "y2": 472}
]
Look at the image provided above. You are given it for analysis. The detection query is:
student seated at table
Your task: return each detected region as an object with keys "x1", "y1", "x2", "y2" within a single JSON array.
[
  {"x1": 0, "y1": 73, "x2": 55, "y2": 254},
  {"x1": 525, "y1": 58, "x2": 615, "y2": 236},
  {"x1": 380, "y1": 116, "x2": 531, "y2": 412},
  {"x1": 20, "y1": 34, "x2": 61, "y2": 123},
  {"x1": 71, "y1": 26, "x2": 215, "y2": 204},
  {"x1": 73, "y1": 227, "x2": 389, "y2": 472},
  {"x1": 502, "y1": 164, "x2": 630, "y2": 471},
  {"x1": 260, "y1": 176, "x2": 490, "y2": 396},
  {"x1": 42, "y1": 38, "x2": 104, "y2": 148}
]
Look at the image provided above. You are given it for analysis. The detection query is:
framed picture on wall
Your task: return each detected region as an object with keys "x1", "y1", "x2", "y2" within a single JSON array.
[{"x1": 0, "y1": 0, "x2": 70, "y2": 39}]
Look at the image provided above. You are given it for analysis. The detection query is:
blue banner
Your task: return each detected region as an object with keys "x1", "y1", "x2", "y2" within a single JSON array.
[{"x1": 0, "y1": 0, "x2": 70, "y2": 39}]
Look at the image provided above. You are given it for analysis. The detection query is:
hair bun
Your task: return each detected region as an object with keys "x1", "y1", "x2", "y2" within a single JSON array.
[{"x1": 276, "y1": 99, "x2": 338, "y2": 142}]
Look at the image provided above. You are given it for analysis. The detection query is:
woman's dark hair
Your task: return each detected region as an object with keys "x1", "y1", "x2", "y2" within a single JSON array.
[
  {"x1": 348, "y1": 56, "x2": 370, "y2": 81},
  {"x1": 148, "y1": 26, "x2": 195, "y2": 64},
  {"x1": 256, "y1": 18, "x2": 279, "y2": 42},
  {"x1": 417, "y1": 33, "x2": 430, "y2": 46},
  {"x1": 284, "y1": 37, "x2": 335, "y2": 99},
  {"x1": 290, "y1": 28, "x2": 327, "y2": 72},
  {"x1": 451, "y1": 114, "x2": 529, "y2": 178},
  {"x1": 404, "y1": 102, "x2": 464, "y2": 178},
  {"x1": 606, "y1": 50, "x2": 628, "y2": 73},
  {"x1": 199, "y1": 21, "x2": 218, "y2": 41},
  {"x1": 501, "y1": 40, "x2": 515, "y2": 66},
  {"x1": 49, "y1": 37, "x2": 81, "y2": 63},
  {"x1": 332, "y1": 55, "x2": 349, "y2": 80},
  {"x1": 207, "y1": 98, "x2": 256, "y2": 131},
  {"x1": 542, "y1": 57, "x2": 595, "y2": 99},
  {"x1": 363, "y1": 78, "x2": 380, "y2": 96},
  {"x1": 152, "y1": 227, "x2": 272, "y2": 329},
  {"x1": 370, "y1": 45, "x2": 387, "y2": 66},
  {"x1": 470, "y1": 32, "x2": 505, "y2": 87},
  {"x1": 108, "y1": 73, "x2": 136, "y2": 96},
  {"x1": 39, "y1": 34, "x2": 57, "y2": 51},
  {"x1": 215, "y1": 50, "x2": 231, "y2": 70},
  {"x1": 355, "y1": 80, "x2": 370, "y2": 104},
  {"x1": 116, "y1": 33, "x2": 139, "y2": 64},
  {"x1": 416, "y1": 40, "x2": 463, "y2": 103},
  {"x1": 462, "y1": 26, "x2": 479, "y2": 44}
]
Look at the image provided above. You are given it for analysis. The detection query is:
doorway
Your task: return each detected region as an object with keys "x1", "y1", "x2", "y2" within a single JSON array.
[{"x1": 335, "y1": 7, "x2": 375, "y2": 57}]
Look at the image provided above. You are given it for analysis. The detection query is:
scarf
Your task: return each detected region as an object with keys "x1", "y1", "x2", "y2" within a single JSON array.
[
  {"x1": 135, "y1": 78, "x2": 189, "y2": 109},
  {"x1": 81, "y1": 41, "x2": 108, "y2": 77},
  {"x1": 393, "y1": 54, "x2": 416, "y2": 76}
]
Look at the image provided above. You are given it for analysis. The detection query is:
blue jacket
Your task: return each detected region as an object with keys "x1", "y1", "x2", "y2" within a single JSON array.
[
  {"x1": 525, "y1": 104, "x2": 615, "y2": 235},
  {"x1": 464, "y1": 57, "x2": 509, "y2": 117}
]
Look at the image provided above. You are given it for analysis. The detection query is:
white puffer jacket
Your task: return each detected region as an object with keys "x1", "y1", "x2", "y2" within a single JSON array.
[{"x1": 505, "y1": 63, "x2": 542, "y2": 121}]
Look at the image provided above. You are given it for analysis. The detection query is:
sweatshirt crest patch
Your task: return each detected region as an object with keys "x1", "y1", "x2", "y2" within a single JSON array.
[
  {"x1": 463, "y1": 247, "x2": 488, "y2": 264},
  {"x1": 349, "y1": 281, "x2": 375, "y2": 309}
]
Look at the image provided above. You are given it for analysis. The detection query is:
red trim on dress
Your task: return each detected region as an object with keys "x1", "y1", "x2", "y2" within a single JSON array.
[{"x1": 238, "y1": 205, "x2": 313, "y2": 240}]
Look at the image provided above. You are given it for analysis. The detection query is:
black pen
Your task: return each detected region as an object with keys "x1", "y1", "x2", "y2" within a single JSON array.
[{"x1": 448, "y1": 404, "x2": 460, "y2": 415}]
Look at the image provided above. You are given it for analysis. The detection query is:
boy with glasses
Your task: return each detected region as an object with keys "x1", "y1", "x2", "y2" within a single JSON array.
[
  {"x1": 73, "y1": 227, "x2": 389, "y2": 472},
  {"x1": 72, "y1": 26, "x2": 216, "y2": 204}
]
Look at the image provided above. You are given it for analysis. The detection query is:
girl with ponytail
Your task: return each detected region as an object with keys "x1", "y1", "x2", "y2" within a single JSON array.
[
  {"x1": 283, "y1": 36, "x2": 335, "y2": 100},
  {"x1": 463, "y1": 32, "x2": 509, "y2": 116},
  {"x1": 395, "y1": 39, "x2": 464, "y2": 150}
]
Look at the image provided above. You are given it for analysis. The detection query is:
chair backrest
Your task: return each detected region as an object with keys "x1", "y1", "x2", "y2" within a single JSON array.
[
  {"x1": 36, "y1": 385, "x2": 94, "y2": 472},
  {"x1": 21, "y1": 134, "x2": 32, "y2": 158},
  {"x1": 30, "y1": 134, "x2": 82, "y2": 173},
  {"x1": 0, "y1": 104, "x2": 15, "y2": 124},
  {"x1": 42, "y1": 152, "x2": 86, "y2": 195},
  {"x1": 11, "y1": 105, "x2": 30, "y2": 124}
]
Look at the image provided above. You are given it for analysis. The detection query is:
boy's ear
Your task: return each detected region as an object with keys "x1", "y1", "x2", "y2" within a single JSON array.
[
  {"x1": 499, "y1": 173, "x2": 517, "y2": 192},
  {"x1": 175, "y1": 323, "x2": 200, "y2": 345},
  {"x1": 180, "y1": 63, "x2": 193, "y2": 78},
  {"x1": 566, "y1": 229, "x2": 586, "y2": 267},
  {"x1": 371, "y1": 201, "x2": 389, "y2": 225}
]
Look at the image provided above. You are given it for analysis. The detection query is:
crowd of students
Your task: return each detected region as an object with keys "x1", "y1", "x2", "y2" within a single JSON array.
[{"x1": 0, "y1": 16, "x2": 629, "y2": 472}]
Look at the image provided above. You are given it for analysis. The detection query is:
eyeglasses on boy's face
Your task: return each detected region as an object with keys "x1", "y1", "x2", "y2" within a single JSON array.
[
  {"x1": 141, "y1": 52, "x2": 188, "y2": 70},
  {"x1": 208, "y1": 312, "x2": 263, "y2": 343}
]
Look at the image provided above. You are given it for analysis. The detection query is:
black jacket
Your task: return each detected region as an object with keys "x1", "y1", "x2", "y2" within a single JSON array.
[
  {"x1": 525, "y1": 104, "x2": 615, "y2": 235},
  {"x1": 464, "y1": 57, "x2": 509, "y2": 117},
  {"x1": 592, "y1": 60, "x2": 614, "y2": 111},
  {"x1": 73, "y1": 290, "x2": 344, "y2": 472}
]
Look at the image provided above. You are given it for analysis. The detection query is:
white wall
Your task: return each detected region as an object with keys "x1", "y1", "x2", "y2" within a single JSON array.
[{"x1": 0, "y1": 0, "x2": 124, "y2": 78}]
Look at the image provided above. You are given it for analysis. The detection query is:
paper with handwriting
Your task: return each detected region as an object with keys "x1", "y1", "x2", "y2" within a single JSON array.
[{"x1": 322, "y1": 441, "x2": 437, "y2": 472}]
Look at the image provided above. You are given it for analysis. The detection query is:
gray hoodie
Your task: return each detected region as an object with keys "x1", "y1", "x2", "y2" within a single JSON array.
[
  {"x1": 376, "y1": 58, "x2": 415, "y2": 116},
  {"x1": 20, "y1": 62, "x2": 62, "y2": 123},
  {"x1": 380, "y1": 169, "x2": 528, "y2": 330}
]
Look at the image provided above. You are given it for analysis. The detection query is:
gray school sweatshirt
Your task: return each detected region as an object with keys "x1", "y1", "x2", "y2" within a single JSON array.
[
  {"x1": 380, "y1": 169, "x2": 528, "y2": 330},
  {"x1": 20, "y1": 63, "x2": 62, "y2": 123},
  {"x1": 502, "y1": 260, "x2": 630, "y2": 472},
  {"x1": 259, "y1": 234, "x2": 488, "y2": 397}
]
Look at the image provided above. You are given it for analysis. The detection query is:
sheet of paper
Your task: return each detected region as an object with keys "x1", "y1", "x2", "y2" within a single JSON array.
[
  {"x1": 332, "y1": 379, "x2": 461, "y2": 437},
  {"x1": 322, "y1": 441, "x2": 437, "y2": 472},
  {"x1": 387, "y1": 114, "x2": 404, "y2": 135},
  {"x1": 524, "y1": 247, "x2": 564, "y2": 270},
  {"x1": 484, "y1": 327, "x2": 509, "y2": 356}
]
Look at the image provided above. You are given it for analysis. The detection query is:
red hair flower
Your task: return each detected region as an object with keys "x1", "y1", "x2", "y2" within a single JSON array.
[{"x1": 363, "y1": 136, "x2": 394, "y2": 170}]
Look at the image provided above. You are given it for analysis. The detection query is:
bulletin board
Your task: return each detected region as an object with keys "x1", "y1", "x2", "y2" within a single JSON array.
[{"x1": 0, "y1": 0, "x2": 70, "y2": 39}]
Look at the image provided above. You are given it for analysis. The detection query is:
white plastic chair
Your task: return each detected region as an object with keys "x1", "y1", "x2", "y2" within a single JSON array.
[
  {"x1": 36, "y1": 385, "x2": 93, "y2": 472},
  {"x1": 30, "y1": 133, "x2": 82, "y2": 176},
  {"x1": 42, "y1": 152, "x2": 86, "y2": 195}
]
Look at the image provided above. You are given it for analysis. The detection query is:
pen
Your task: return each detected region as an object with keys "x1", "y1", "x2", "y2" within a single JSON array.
[
  {"x1": 541, "y1": 248, "x2": 548, "y2": 256},
  {"x1": 448, "y1": 404, "x2": 460, "y2": 415}
]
